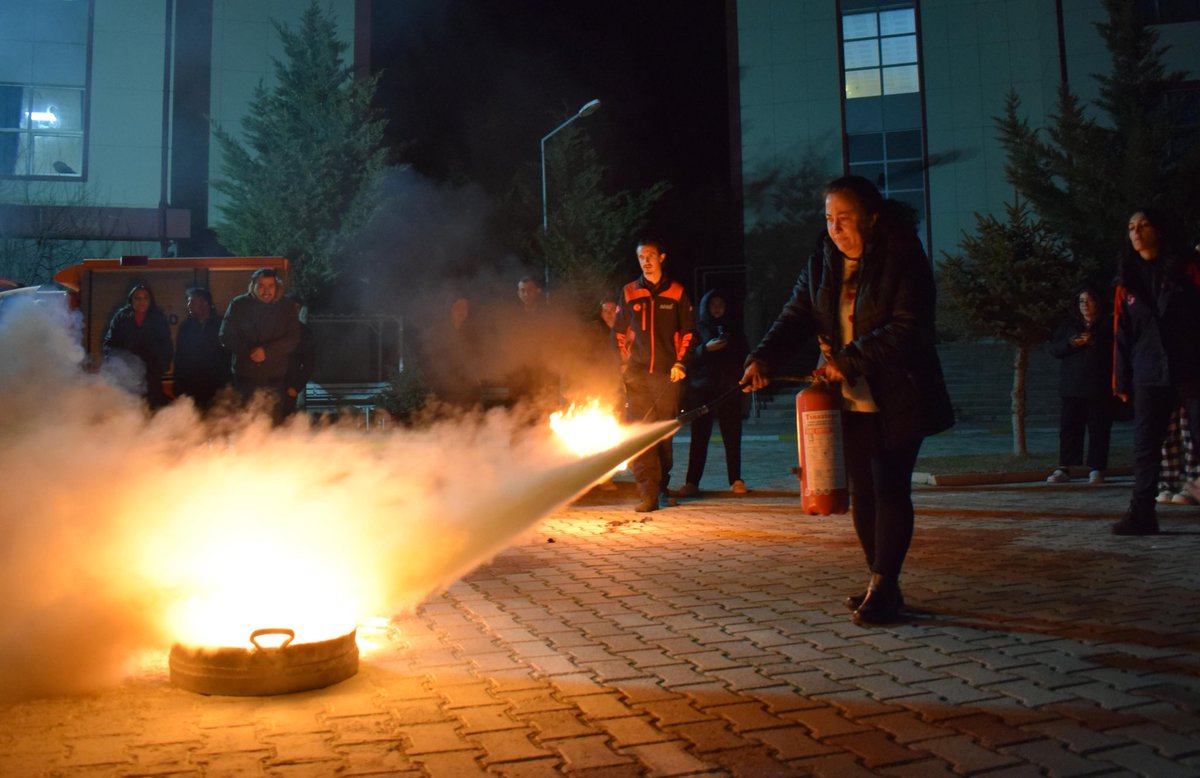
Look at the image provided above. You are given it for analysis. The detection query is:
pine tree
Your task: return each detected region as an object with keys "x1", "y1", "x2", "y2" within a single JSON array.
[
  {"x1": 512, "y1": 123, "x2": 669, "y2": 316},
  {"x1": 212, "y1": 2, "x2": 387, "y2": 304},
  {"x1": 940, "y1": 197, "x2": 1077, "y2": 455},
  {"x1": 996, "y1": 0, "x2": 1199, "y2": 283}
]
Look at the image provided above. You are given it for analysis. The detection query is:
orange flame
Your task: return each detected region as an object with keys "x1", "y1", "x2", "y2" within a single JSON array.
[{"x1": 549, "y1": 399, "x2": 626, "y2": 467}]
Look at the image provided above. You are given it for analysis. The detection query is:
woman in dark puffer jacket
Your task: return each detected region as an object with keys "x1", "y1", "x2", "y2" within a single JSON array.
[{"x1": 741, "y1": 175, "x2": 954, "y2": 625}]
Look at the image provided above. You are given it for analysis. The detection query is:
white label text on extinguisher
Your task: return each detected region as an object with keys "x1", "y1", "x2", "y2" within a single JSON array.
[{"x1": 801, "y1": 409, "x2": 846, "y2": 493}]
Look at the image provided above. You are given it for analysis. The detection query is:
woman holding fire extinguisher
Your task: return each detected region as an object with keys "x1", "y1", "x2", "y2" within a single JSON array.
[{"x1": 741, "y1": 175, "x2": 954, "y2": 625}]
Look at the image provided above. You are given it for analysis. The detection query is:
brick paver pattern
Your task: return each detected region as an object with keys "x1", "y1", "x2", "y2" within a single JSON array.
[{"x1": 1, "y1": 436, "x2": 1199, "y2": 777}]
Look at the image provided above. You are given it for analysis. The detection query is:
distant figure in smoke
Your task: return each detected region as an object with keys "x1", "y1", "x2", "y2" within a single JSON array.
[
  {"x1": 173, "y1": 286, "x2": 230, "y2": 413},
  {"x1": 508, "y1": 275, "x2": 556, "y2": 410},
  {"x1": 280, "y1": 300, "x2": 315, "y2": 419},
  {"x1": 219, "y1": 268, "x2": 300, "y2": 423},
  {"x1": 421, "y1": 294, "x2": 482, "y2": 409},
  {"x1": 585, "y1": 297, "x2": 623, "y2": 406},
  {"x1": 614, "y1": 238, "x2": 695, "y2": 512},
  {"x1": 678, "y1": 289, "x2": 749, "y2": 497},
  {"x1": 517, "y1": 275, "x2": 544, "y2": 313},
  {"x1": 102, "y1": 282, "x2": 173, "y2": 409}
]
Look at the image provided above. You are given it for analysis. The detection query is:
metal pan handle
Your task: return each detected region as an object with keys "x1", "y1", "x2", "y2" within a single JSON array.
[{"x1": 249, "y1": 628, "x2": 295, "y2": 650}]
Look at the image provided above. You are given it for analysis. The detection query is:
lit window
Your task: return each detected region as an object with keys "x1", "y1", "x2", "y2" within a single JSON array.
[
  {"x1": 844, "y1": 70, "x2": 882, "y2": 100},
  {"x1": 840, "y1": 4, "x2": 927, "y2": 236},
  {"x1": 842, "y1": 13, "x2": 878, "y2": 40},
  {"x1": 879, "y1": 8, "x2": 916, "y2": 35},
  {"x1": 842, "y1": 6, "x2": 919, "y2": 100},
  {"x1": 882, "y1": 65, "x2": 920, "y2": 96},
  {"x1": 843, "y1": 40, "x2": 880, "y2": 70},
  {"x1": 0, "y1": 2, "x2": 90, "y2": 179},
  {"x1": 880, "y1": 35, "x2": 917, "y2": 66}
]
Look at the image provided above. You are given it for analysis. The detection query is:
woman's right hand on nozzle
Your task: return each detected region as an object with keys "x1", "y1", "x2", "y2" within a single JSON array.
[{"x1": 741, "y1": 359, "x2": 768, "y2": 392}]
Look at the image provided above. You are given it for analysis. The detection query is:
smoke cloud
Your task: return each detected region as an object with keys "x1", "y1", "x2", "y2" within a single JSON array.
[{"x1": 0, "y1": 296, "x2": 661, "y2": 701}]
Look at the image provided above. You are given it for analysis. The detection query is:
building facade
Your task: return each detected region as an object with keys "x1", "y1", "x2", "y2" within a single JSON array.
[
  {"x1": 732, "y1": 0, "x2": 1200, "y2": 260},
  {"x1": 0, "y1": 0, "x2": 366, "y2": 283}
]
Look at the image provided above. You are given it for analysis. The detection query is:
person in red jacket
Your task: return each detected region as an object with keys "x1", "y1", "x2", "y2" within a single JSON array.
[{"x1": 613, "y1": 238, "x2": 695, "y2": 512}]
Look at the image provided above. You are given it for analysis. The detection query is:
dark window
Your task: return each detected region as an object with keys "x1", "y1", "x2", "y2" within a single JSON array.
[
  {"x1": 885, "y1": 129, "x2": 922, "y2": 159},
  {"x1": 1167, "y1": 81, "x2": 1200, "y2": 163},
  {"x1": 1134, "y1": 0, "x2": 1200, "y2": 24},
  {"x1": 848, "y1": 133, "x2": 883, "y2": 161}
]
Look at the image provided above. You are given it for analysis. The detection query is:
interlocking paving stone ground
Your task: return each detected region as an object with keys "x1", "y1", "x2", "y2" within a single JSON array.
[{"x1": 2, "y1": 430, "x2": 1198, "y2": 776}]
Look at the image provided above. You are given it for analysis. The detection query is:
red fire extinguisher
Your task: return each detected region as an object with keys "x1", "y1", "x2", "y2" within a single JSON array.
[{"x1": 795, "y1": 376, "x2": 849, "y2": 515}]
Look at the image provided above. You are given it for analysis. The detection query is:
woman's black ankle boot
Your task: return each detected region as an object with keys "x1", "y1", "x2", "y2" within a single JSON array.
[
  {"x1": 844, "y1": 584, "x2": 904, "y2": 612},
  {"x1": 853, "y1": 573, "x2": 902, "y2": 625}
]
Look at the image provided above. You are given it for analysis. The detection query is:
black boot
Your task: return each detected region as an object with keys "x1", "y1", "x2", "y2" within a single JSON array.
[
  {"x1": 844, "y1": 587, "x2": 904, "y2": 612},
  {"x1": 853, "y1": 573, "x2": 903, "y2": 625},
  {"x1": 1111, "y1": 501, "x2": 1159, "y2": 536}
]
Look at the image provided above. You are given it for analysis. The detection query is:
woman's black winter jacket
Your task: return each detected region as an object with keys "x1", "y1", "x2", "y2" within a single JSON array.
[
  {"x1": 1114, "y1": 251, "x2": 1200, "y2": 393},
  {"x1": 1048, "y1": 314, "x2": 1113, "y2": 399},
  {"x1": 750, "y1": 204, "x2": 954, "y2": 447},
  {"x1": 688, "y1": 289, "x2": 749, "y2": 395}
]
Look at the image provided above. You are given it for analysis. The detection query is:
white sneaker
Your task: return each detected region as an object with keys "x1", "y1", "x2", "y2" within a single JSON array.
[
  {"x1": 1046, "y1": 468, "x2": 1070, "y2": 483},
  {"x1": 1171, "y1": 491, "x2": 1197, "y2": 505},
  {"x1": 1088, "y1": 470, "x2": 1104, "y2": 484},
  {"x1": 1156, "y1": 490, "x2": 1176, "y2": 504}
]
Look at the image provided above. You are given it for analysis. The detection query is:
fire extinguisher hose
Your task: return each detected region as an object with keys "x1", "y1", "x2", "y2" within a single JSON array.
[
  {"x1": 675, "y1": 383, "x2": 747, "y2": 425},
  {"x1": 675, "y1": 372, "x2": 824, "y2": 425}
]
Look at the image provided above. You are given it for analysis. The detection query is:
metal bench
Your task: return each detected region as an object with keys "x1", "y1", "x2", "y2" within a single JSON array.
[{"x1": 303, "y1": 381, "x2": 392, "y2": 428}]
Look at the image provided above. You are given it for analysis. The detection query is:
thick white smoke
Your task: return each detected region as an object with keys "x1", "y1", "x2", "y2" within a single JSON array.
[{"x1": 0, "y1": 297, "x2": 668, "y2": 701}]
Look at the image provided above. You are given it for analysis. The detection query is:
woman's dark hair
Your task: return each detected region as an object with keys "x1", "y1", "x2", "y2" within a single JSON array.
[
  {"x1": 125, "y1": 282, "x2": 157, "y2": 309},
  {"x1": 1070, "y1": 282, "x2": 1106, "y2": 321},
  {"x1": 824, "y1": 175, "x2": 884, "y2": 217},
  {"x1": 1118, "y1": 206, "x2": 1186, "y2": 285}
]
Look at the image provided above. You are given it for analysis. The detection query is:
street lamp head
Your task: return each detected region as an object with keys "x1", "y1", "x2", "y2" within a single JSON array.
[{"x1": 576, "y1": 99, "x2": 601, "y2": 118}]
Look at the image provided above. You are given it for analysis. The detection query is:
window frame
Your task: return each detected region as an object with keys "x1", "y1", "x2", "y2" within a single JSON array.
[
  {"x1": 841, "y1": 5, "x2": 920, "y2": 100},
  {"x1": 0, "y1": 0, "x2": 94, "y2": 182}
]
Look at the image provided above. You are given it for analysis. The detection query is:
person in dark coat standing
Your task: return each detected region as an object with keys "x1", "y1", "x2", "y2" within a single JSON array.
[
  {"x1": 421, "y1": 294, "x2": 482, "y2": 409},
  {"x1": 219, "y1": 268, "x2": 300, "y2": 422},
  {"x1": 173, "y1": 286, "x2": 230, "y2": 412},
  {"x1": 1045, "y1": 284, "x2": 1114, "y2": 485},
  {"x1": 103, "y1": 282, "x2": 173, "y2": 409},
  {"x1": 678, "y1": 289, "x2": 749, "y2": 496},
  {"x1": 1112, "y1": 207, "x2": 1200, "y2": 535},
  {"x1": 741, "y1": 176, "x2": 954, "y2": 626}
]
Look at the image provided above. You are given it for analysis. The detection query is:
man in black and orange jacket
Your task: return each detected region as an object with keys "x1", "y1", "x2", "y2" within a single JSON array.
[{"x1": 613, "y1": 238, "x2": 695, "y2": 512}]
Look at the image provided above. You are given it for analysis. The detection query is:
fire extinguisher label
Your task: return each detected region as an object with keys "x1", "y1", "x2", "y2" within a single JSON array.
[{"x1": 801, "y1": 409, "x2": 846, "y2": 493}]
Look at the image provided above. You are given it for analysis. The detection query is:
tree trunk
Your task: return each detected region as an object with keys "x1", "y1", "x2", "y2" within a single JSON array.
[{"x1": 1011, "y1": 343, "x2": 1029, "y2": 456}]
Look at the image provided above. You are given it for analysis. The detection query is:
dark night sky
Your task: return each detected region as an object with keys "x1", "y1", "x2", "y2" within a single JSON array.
[{"x1": 369, "y1": 0, "x2": 736, "y2": 289}]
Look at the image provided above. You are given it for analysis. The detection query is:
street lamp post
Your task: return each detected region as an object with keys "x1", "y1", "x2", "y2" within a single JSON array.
[{"x1": 540, "y1": 98, "x2": 601, "y2": 290}]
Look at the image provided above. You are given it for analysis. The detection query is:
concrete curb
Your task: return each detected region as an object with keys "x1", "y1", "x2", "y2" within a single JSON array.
[{"x1": 913, "y1": 466, "x2": 1135, "y2": 487}]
